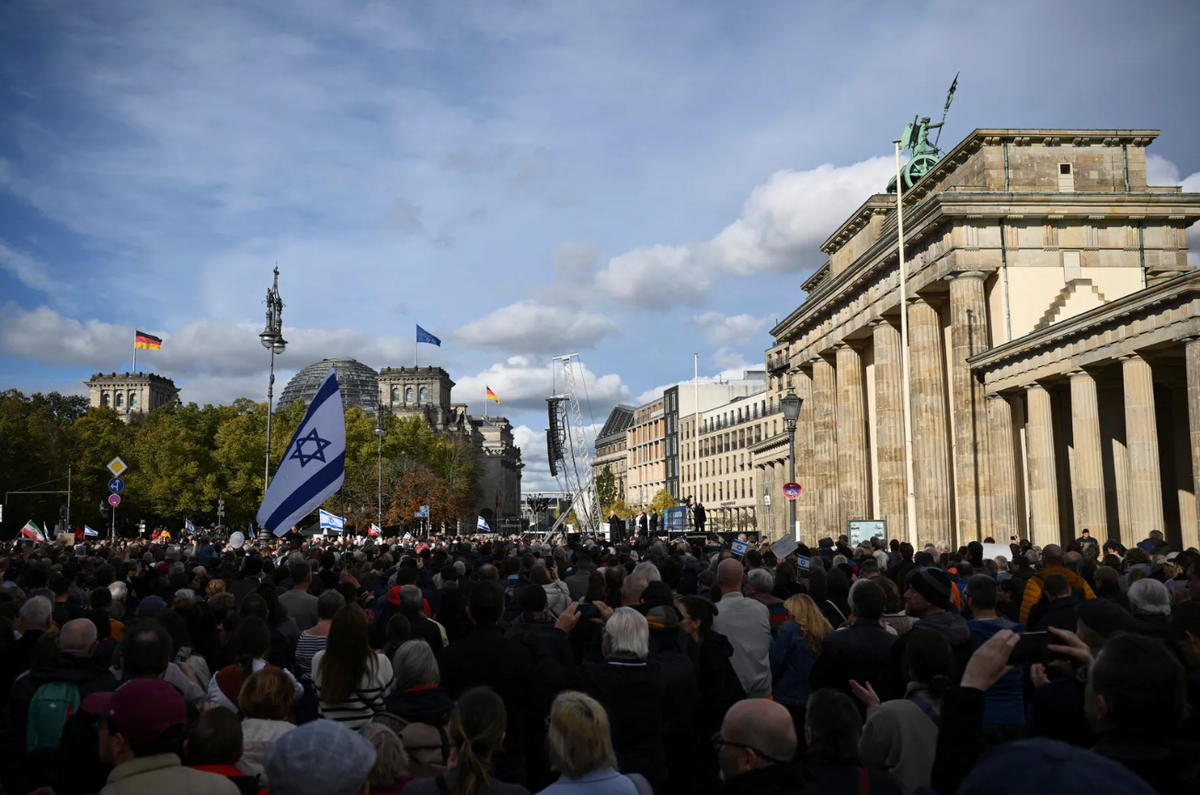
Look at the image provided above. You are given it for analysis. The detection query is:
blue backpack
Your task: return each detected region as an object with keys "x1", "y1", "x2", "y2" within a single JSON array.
[{"x1": 26, "y1": 681, "x2": 82, "y2": 755}]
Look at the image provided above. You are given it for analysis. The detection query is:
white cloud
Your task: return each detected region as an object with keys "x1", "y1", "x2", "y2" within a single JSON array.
[
  {"x1": 454, "y1": 355, "x2": 630, "y2": 416},
  {"x1": 712, "y1": 347, "x2": 758, "y2": 378},
  {"x1": 693, "y1": 311, "x2": 771, "y2": 346},
  {"x1": 0, "y1": 303, "x2": 420, "y2": 380},
  {"x1": 592, "y1": 157, "x2": 892, "y2": 307},
  {"x1": 1147, "y1": 155, "x2": 1200, "y2": 266},
  {"x1": 0, "y1": 239, "x2": 57, "y2": 294},
  {"x1": 453, "y1": 302, "x2": 618, "y2": 353},
  {"x1": 512, "y1": 421, "x2": 605, "y2": 494},
  {"x1": 594, "y1": 244, "x2": 708, "y2": 308}
]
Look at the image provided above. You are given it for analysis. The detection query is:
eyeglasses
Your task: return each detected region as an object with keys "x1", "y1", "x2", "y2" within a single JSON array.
[{"x1": 709, "y1": 732, "x2": 788, "y2": 764}]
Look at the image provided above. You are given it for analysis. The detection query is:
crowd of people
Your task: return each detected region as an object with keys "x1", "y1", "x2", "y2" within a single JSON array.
[{"x1": 0, "y1": 525, "x2": 1197, "y2": 795}]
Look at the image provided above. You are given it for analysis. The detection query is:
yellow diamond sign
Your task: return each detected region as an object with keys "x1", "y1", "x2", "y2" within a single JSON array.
[{"x1": 107, "y1": 457, "x2": 128, "y2": 477}]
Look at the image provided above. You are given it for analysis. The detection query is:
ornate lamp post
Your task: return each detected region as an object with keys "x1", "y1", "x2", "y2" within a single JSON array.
[
  {"x1": 259, "y1": 267, "x2": 287, "y2": 499},
  {"x1": 375, "y1": 406, "x2": 386, "y2": 529},
  {"x1": 780, "y1": 385, "x2": 803, "y2": 542}
]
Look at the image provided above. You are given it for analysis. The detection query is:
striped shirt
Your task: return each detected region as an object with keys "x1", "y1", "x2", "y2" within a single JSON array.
[
  {"x1": 311, "y1": 651, "x2": 394, "y2": 729},
  {"x1": 294, "y1": 631, "x2": 328, "y2": 681}
]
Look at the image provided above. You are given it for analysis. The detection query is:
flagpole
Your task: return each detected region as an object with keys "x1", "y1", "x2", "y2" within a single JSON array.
[
  {"x1": 895, "y1": 140, "x2": 919, "y2": 547},
  {"x1": 414, "y1": 326, "x2": 418, "y2": 368},
  {"x1": 133, "y1": 337, "x2": 137, "y2": 374}
]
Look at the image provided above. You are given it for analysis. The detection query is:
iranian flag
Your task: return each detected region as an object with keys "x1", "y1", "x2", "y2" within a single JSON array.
[{"x1": 21, "y1": 521, "x2": 46, "y2": 542}]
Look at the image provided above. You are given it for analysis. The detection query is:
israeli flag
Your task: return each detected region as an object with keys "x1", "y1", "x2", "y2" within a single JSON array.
[
  {"x1": 319, "y1": 509, "x2": 345, "y2": 533},
  {"x1": 184, "y1": 519, "x2": 196, "y2": 534},
  {"x1": 257, "y1": 368, "x2": 347, "y2": 537},
  {"x1": 84, "y1": 525, "x2": 98, "y2": 537},
  {"x1": 477, "y1": 515, "x2": 491, "y2": 532}
]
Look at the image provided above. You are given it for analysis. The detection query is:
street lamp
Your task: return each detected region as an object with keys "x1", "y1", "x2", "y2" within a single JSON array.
[
  {"x1": 780, "y1": 385, "x2": 803, "y2": 542},
  {"x1": 375, "y1": 405, "x2": 386, "y2": 528},
  {"x1": 260, "y1": 267, "x2": 287, "y2": 499}
]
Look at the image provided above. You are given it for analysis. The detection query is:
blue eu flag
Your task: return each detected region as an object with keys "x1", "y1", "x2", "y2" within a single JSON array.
[{"x1": 416, "y1": 325, "x2": 441, "y2": 346}]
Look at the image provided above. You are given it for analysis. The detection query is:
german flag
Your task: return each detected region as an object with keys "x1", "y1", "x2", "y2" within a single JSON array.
[
  {"x1": 134, "y1": 330, "x2": 162, "y2": 350},
  {"x1": 486, "y1": 387, "x2": 500, "y2": 403}
]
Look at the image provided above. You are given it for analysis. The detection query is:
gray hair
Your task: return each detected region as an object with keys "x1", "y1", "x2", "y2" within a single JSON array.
[
  {"x1": 288, "y1": 551, "x2": 305, "y2": 566},
  {"x1": 746, "y1": 568, "x2": 774, "y2": 594},
  {"x1": 174, "y1": 588, "x2": 195, "y2": 604},
  {"x1": 631, "y1": 562, "x2": 661, "y2": 583},
  {"x1": 831, "y1": 554, "x2": 847, "y2": 568},
  {"x1": 1127, "y1": 578, "x2": 1171, "y2": 616},
  {"x1": 399, "y1": 584, "x2": 423, "y2": 612},
  {"x1": 59, "y1": 617, "x2": 98, "y2": 652},
  {"x1": 359, "y1": 723, "x2": 410, "y2": 788},
  {"x1": 20, "y1": 596, "x2": 53, "y2": 632},
  {"x1": 392, "y1": 639, "x2": 440, "y2": 690},
  {"x1": 108, "y1": 581, "x2": 128, "y2": 603},
  {"x1": 602, "y1": 607, "x2": 649, "y2": 660}
]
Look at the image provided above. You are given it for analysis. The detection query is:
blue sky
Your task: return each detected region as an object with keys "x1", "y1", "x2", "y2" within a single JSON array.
[{"x1": 2, "y1": 0, "x2": 1198, "y2": 490}]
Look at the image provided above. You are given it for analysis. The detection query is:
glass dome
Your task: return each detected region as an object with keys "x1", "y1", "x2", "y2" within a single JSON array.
[{"x1": 278, "y1": 358, "x2": 380, "y2": 413}]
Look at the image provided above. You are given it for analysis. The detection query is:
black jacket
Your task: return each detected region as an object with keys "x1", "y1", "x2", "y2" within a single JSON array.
[
  {"x1": 694, "y1": 504, "x2": 707, "y2": 528},
  {"x1": 716, "y1": 761, "x2": 808, "y2": 795},
  {"x1": 536, "y1": 628, "x2": 667, "y2": 782},
  {"x1": 1092, "y1": 733, "x2": 1200, "y2": 794},
  {"x1": 1027, "y1": 595, "x2": 1079, "y2": 633},
  {"x1": 809, "y1": 620, "x2": 896, "y2": 697},
  {"x1": 0, "y1": 652, "x2": 116, "y2": 794},
  {"x1": 803, "y1": 749, "x2": 902, "y2": 795},
  {"x1": 438, "y1": 625, "x2": 534, "y2": 763}
]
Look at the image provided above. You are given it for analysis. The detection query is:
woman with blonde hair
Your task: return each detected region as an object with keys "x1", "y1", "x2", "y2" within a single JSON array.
[
  {"x1": 237, "y1": 667, "x2": 297, "y2": 784},
  {"x1": 538, "y1": 691, "x2": 647, "y2": 795},
  {"x1": 404, "y1": 687, "x2": 530, "y2": 795},
  {"x1": 770, "y1": 594, "x2": 834, "y2": 725}
]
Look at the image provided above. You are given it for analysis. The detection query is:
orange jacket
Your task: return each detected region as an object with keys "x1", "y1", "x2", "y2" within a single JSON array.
[{"x1": 1019, "y1": 566, "x2": 1095, "y2": 623}]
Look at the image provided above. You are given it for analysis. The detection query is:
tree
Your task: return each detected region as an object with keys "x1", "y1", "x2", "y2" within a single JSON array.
[
  {"x1": 596, "y1": 465, "x2": 617, "y2": 514},
  {"x1": 650, "y1": 488, "x2": 678, "y2": 514}
]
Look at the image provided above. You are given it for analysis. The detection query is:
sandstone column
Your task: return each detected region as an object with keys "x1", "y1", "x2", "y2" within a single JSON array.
[
  {"x1": 908, "y1": 297, "x2": 952, "y2": 547},
  {"x1": 1069, "y1": 370, "x2": 1108, "y2": 539},
  {"x1": 986, "y1": 393, "x2": 1020, "y2": 542},
  {"x1": 812, "y1": 356, "x2": 839, "y2": 540},
  {"x1": 835, "y1": 343, "x2": 870, "y2": 531},
  {"x1": 794, "y1": 367, "x2": 816, "y2": 543},
  {"x1": 872, "y1": 319, "x2": 908, "y2": 541},
  {"x1": 1186, "y1": 338, "x2": 1200, "y2": 551},
  {"x1": 1026, "y1": 383, "x2": 1060, "y2": 548},
  {"x1": 946, "y1": 270, "x2": 992, "y2": 544},
  {"x1": 1122, "y1": 353, "x2": 1165, "y2": 543}
]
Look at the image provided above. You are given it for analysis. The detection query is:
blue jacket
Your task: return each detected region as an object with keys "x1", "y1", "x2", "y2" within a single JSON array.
[
  {"x1": 967, "y1": 617, "x2": 1025, "y2": 726},
  {"x1": 768, "y1": 621, "x2": 817, "y2": 707}
]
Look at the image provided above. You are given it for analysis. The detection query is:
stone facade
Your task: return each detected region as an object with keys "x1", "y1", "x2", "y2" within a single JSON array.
[
  {"x1": 626, "y1": 398, "x2": 666, "y2": 506},
  {"x1": 592, "y1": 405, "x2": 635, "y2": 503},
  {"x1": 377, "y1": 367, "x2": 468, "y2": 435},
  {"x1": 85, "y1": 373, "x2": 180, "y2": 421},
  {"x1": 469, "y1": 417, "x2": 524, "y2": 522},
  {"x1": 768, "y1": 128, "x2": 1200, "y2": 549}
]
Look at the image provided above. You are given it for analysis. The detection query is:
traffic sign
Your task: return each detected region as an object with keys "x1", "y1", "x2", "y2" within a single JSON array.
[
  {"x1": 783, "y1": 482, "x2": 802, "y2": 500},
  {"x1": 107, "y1": 493, "x2": 121, "y2": 507},
  {"x1": 107, "y1": 457, "x2": 128, "y2": 477},
  {"x1": 763, "y1": 494, "x2": 772, "y2": 507},
  {"x1": 108, "y1": 477, "x2": 125, "y2": 494}
]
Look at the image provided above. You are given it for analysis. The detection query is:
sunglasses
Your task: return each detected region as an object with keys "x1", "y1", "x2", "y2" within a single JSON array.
[{"x1": 709, "y1": 732, "x2": 789, "y2": 765}]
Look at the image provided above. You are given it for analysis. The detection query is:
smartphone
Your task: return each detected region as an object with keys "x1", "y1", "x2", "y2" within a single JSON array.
[
  {"x1": 1008, "y1": 631, "x2": 1051, "y2": 666},
  {"x1": 577, "y1": 602, "x2": 599, "y2": 620},
  {"x1": 174, "y1": 646, "x2": 192, "y2": 664}
]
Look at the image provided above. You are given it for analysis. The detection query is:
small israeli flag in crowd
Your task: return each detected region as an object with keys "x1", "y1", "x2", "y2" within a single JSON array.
[
  {"x1": 319, "y1": 509, "x2": 345, "y2": 533},
  {"x1": 84, "y1": 525, "x2": 98, "y2": 537},
  {"x1": 184, "y1": 519, "x2": 196, "y2": 534},
  {"x1": 477, "y1": 515, "x2": 491, "y2": 532},
  {"x1": 257, "y1": 368, "x2": 347, "y2": 537}
]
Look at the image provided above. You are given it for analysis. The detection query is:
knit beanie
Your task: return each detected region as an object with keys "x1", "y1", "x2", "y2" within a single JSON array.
[{"x1": 908, "y1": 568, "x2": 954, "y2": 610}]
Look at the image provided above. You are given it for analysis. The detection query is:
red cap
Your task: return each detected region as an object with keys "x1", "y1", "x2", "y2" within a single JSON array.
[
  {"x1": 387, "y1": 585, "x2": 403, "y2": 606},
  {"x1": 156, "y1": 562, "x2": 169, "y2": 575},
  {"x1": 83, "y1": 679, "x2": 186, "y2": 742}
]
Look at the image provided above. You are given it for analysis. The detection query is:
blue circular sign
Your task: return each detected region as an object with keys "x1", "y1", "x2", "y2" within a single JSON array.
[{"x1": 108, "y1": 477, "x2": 125, "y2": 494}]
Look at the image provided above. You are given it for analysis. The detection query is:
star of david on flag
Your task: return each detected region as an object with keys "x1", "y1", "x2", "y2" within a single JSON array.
[
  {"x1": 184, "y1": 519, "x2": 196, "y2": 534},
  {"x1": 319, "y1": 509, "x2": 345, "y2": 533},
  {"x1": 257, "y1": 368, "x2": 347, "y2": 537},
  {"x1": 477, "y1": 515, "x2": 491, "y2": 532}
]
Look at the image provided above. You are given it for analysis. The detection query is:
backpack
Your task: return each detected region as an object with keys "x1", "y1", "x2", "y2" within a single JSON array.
[{"x1": 26, "y1": 680, "x2": 82, "y2": 755}]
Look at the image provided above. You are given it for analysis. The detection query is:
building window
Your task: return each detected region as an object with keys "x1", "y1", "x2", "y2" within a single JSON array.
[
  {"x1": 101, "y1": 391, "x2": 110, "y2": 407},
  {"x1": 420, "y1": 386, "x2": 430, "y2": 404},
  {"x1": 391, "y1": 387, "x2": 399, "y2": 402},
  {"x1": 1058, "y1": 162, "x2": 1074, "y2": 192},
  {"x1": 129, "y1": 392, "x2": 139, "y2": 408},
  {"x1": 405, "y1": 387, "x2": 414, "y2": 403},
  {"x1": 116, "y1": 393, "x2": 124, "y2": 408}
]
